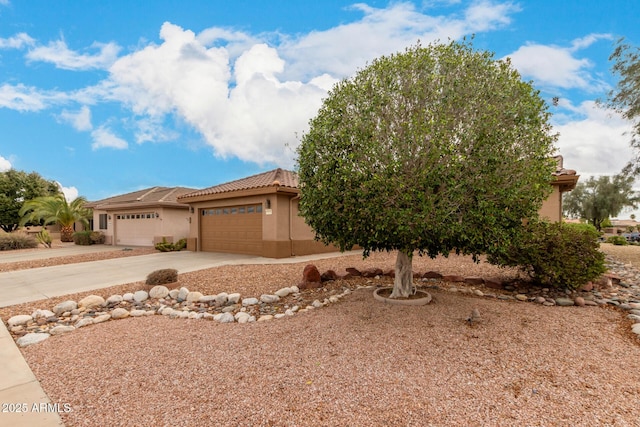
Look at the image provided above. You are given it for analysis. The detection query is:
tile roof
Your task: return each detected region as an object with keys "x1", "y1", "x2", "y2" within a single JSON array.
[
  {"x1": 179, "y1": 168, "x2": 298, "y2": 199},
  {"x1": 86, "y1": 186, "x2": 197, "y2": 209}
]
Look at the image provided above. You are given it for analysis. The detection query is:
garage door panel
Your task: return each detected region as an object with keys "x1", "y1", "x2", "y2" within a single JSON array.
[{"x1": 201, "y1": 205, "x2": 262, "y2": 255}]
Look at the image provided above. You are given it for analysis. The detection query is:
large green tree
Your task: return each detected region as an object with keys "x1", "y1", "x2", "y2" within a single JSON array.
[
  {"x1": 0, "y1": 170, "x2": 61, "y2": 232},
  {"x1": 19, "y1": 194, "x2": 91, "y2": 242},
  {"x1": 297, "y1": 40, "x2": 557, "y2": 298},
  {"x1": 563, "y1": 173, "x2": 640, "y2": 230},
  {"x1": 602, "y1": 38, "x2": 640, "y2": 173}
]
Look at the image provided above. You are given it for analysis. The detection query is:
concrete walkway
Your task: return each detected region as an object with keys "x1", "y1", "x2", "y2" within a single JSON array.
[{"x1": 0, "y1": 247, "x2": 357, "y2": 426}]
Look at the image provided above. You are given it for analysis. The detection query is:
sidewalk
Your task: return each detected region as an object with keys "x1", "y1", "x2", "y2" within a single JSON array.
[{"x1": 0, "y1": 248, "x2": 356, "y2": 426}]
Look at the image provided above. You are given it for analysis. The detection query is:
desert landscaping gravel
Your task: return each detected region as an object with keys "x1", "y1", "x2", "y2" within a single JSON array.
[{"x1": 2, "y1": 246, "x2": 640, "y2": 426}]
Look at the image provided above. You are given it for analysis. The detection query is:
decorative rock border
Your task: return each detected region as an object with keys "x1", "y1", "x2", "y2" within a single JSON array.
[
  {"x1": 6, "y1": 257, "x2": 640, "y2": 347},
  {"x1": 373, "y1": 287, "x2": 432, "y2": 306}
]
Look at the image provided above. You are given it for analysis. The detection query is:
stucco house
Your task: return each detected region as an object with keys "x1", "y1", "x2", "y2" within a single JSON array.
[
  {"x1": 178, "y1": 159, "x2": 578, "y2": 258},
  {"x1": 85, "y1": 186, "x2": 196, "y2": 246},
  {"x1": 177, "y1": 169, "x2": 337, "y2": 258},
  {"x1": 539, "y1": 155, "x2": 580, "y2": 222}
]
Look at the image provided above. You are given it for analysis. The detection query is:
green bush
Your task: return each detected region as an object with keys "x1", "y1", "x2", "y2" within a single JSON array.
[
  {"x1": 72, "y1": 230, "x2": 93, "y2": 245},
  {"x1": 0, "y1": 232, "x2": 38, "y2": 250},
  {"x1": 606, "y1": 235, "x2": 629, "y2": 245},
  {"x1": 488, "y1": 220, "x2": 606, "y2": 290},
  {"x1": 155, "y1": 238, "x2": 187, "y2": 252},
  {"x1": 35, "y1": 229, "x2": 52, "y2": 248},
  {"x1": 146, "y1": 268, "x2": 178, "y2": 286},
  {"x1": 89, "y1": 231, "x2": 105, "y2": 244}
]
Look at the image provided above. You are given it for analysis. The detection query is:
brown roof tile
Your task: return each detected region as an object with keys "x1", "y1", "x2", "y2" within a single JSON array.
[
  {"x1": 179, "y1": 168, "x2": 298, "y2": 199},
  {"x1": 86, "y1": 186, "x2": 197, "y2": 209}
]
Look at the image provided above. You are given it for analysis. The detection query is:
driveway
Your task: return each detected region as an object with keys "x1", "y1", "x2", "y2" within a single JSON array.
[
  {"x1": 0, "y1": 251, "x2": 259, "y2": 308},
  {"x1": 0, "y1": 249, "x2": 357, "y2": 308}
]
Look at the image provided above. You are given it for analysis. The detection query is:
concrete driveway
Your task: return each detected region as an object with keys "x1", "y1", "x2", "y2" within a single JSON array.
[{"x1": 0, "y1": 251, "x2": 260, "y2": 308}]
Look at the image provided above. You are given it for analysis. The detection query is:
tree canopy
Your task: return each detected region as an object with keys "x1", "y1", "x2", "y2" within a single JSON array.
[
  {"x1": 563, "y1": 173, "x2": 640, "y2": 230},
  {"x1": 297, "y1": 40, "x2": 557, "y2": 297},
  {"x1": 0, "y1": 169, "x2": 61, "y2": 233},
  {"x1": 19, "y1": 194, "x2": 90, "y2": 242},
  {"x1": 602, "y1": 38, "x2": 640, "y2": 174}
]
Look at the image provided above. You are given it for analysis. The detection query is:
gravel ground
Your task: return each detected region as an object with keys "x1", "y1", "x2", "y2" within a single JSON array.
[{"x1": 4, "y1": 248, "x2": 640, "y2": 426}]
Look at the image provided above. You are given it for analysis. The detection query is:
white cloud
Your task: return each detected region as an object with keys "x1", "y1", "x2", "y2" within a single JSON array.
[
  {"x1": 57, "y1": 105, "x2": 92, "y2": 131},
  {"x1": 0, "y1": 32, "x2": 35, "y2": 49},
  {"x1": 91, "y1": 126, "x2": 128, "y2": 150},
  {"x1": 553, "y1": 101, "x2": 634, "y2": 176},
  {"x1": 97, "y1": 2, "x2": 519, "y2": 166},
  {"x1": 0, "y1": 83, "x2": 47, "y2": 111},
  {"x1": 505, "y1": 34, "x2": 611, "y2": 90},
  {"x1": 0, "y1": 0, "x2": 9, "y2": 6},
  {"x1": 57, "y1": 182, "x2": 79, "y2": 201},
  {"x1": 26, "y1": 39, "x2": 120, "y2": 70},
  {"x1": 0, "y1": 155, "x2": 11, "y2": 171}
]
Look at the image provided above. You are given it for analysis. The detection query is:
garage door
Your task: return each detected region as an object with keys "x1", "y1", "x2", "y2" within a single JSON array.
[
  {"x1": 200, "y1": 204, "x2": 263, "y2": 255},
  {"x1": 115, "y1": 212, "x2": 157, "y2": 246}
]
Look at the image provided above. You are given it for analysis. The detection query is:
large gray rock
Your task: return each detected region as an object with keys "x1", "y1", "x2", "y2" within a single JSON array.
[
  {"x1": 31, "y1": 309, "x2": 55, "y2": 319},
  {"x1": 177, "y1": 287, "x2": 190, "y2": 301},
  {"x1": 7, "y1": 314, "x2": 33, "y2": 327},
  {"x1": 106, "y1": 295, "x2": 123, "y2": 305},
  {"x1": 241, "y1": 297, "x2": 259, "y2": 306},
  {"x1": 227, "y1": 293, "x2": 241, "y2": 304},
  {"x1": 111, "y1": 308, "x2": 130, "y2": 319},
  {"x1": 17, "y1": 333, "x2": 50, "y2": 347},
  {"x1": 186, "y1": 291, "x2": 203, "y2": 303},
  {"x1": 133, "y1": 290, "x2": 149, "y2": 302},
  {"x1": 53, "y1": 300, "x2": 77, "y2": 315},
  {"x1": 555, "y1": 298, "x2": 575, "y2": 307},
  {"x1": 149, "y1": 286, "x2": 169, "y2": 299},
  {"x1": 49, "y1": 325, "x2": 75, "y2": 336},
  {"x1": 75, "y1": 318, "x2": 94, "y2": 328},
  {"x1": 633, "y1": 323, "x2": 640, "y2": 335},
  {"x1": 78, "y1": 295, "x2": 105, "y2": 309},
  {"x1": 275, "y1": 287, "x2": 292, "y2": 298},
  {"x1": 214, "y1": 312, "x2": 235, "y2": 323},
  {"x1": 260, "y1": 294, "x2": 280, "y2": 304}
]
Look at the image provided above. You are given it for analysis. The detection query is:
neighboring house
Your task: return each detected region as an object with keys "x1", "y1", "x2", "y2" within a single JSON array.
[
  {"x1": 539, "y1": 155, "x2": 579, "y2": 222},
  {"x1": 85, "y1": 187, "x2": 196, "y2": 246},
  {"x1": 179, "y1": 161, "x2": 578, "y2": 258},
  {"x1": 178, "y1": 169, "x2": 338, "y2": 258}
]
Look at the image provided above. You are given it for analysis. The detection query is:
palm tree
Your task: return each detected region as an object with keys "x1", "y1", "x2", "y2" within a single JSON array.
[{"x1": 19, "y1": 194, "x2": 91, "y2": 242}]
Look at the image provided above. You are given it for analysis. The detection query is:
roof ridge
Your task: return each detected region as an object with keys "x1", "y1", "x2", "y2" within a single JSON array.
[
  {"x1": 136, "y1": 186, "x2": 160, "y2": 201},
  {"x1": 159, "y1": 187, "x2": 178, "y2": 202}
]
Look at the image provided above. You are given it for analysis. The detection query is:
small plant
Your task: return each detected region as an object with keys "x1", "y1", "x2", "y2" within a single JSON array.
[
  {"x1": 488, "y1": 220, "x2": 606, "y2": 290},
  {"x1": 72, "y1": 230, "x2": 93, "y2": 246},
  {"x1": 35, "y1": 229, "x2": 52, "y2": 248},
  {"x1": 154, "y1": 237, "x2": 186, "y2": 252},
  {"x1": 89, "y1": 231, "x2": 105, "y2": 244},
  {"x1": 0, "y1": 232, "x2": 38, "y2": 250},
  {"x1": 606, "y1": 235, "x2": 629, "y2": 246},
  {"x1": 146, "y1": 268, "x2": 178, "y2": 286}
]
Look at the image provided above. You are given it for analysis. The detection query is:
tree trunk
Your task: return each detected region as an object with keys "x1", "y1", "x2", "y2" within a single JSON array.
[
  {"x1": 60, "y1": 225, "x2": 74, "y2": 242},
  {"x1": 391, "y1": 250, "x2": 413, "y2": 298}
]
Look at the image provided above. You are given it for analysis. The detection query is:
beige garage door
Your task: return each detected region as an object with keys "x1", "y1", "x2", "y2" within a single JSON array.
[
  {"x1": 115, "y1": 212, "x2": 157, "y2": 246},
  {"x1": 200, "y1": 204, "x2": 263, "y2": 255}
]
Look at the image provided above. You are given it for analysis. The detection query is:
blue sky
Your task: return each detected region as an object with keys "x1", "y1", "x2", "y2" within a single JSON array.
[{"x1": 0, "y1": 0, "x2": 638, "y2": 215}]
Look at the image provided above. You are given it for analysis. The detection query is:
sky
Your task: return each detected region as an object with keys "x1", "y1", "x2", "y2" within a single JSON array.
[{"x1": 0, "y1": 0, "x2": 639, "y2": 216}]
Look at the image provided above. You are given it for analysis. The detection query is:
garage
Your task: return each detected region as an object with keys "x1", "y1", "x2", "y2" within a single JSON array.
[
  {"x1": 200, "y1": 204, "x2": 263, "y2": 255},
  {"x1": 114, "y1": 212, "x2": 157, "y2": 246}
]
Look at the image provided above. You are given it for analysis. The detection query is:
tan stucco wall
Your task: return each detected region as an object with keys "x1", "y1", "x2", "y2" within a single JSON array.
[
  {"x1": 539, "y1": 186, "x2": 562, "y2": 222},
  {"x1": 93, "y1": 207, "x2": 188, "y2": 246},
  {"x1": 155, "y1": 207, "x2": 190, "y2": 244}
]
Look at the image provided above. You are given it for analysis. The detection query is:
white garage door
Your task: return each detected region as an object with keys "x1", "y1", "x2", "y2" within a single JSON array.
[{"x1": 115, "y1": 212, "x2": 157, "y2": 246}]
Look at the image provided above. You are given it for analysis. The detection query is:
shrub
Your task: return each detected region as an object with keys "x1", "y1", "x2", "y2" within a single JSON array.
[
  {"x1": 146, "y1": 268, "x2": 178, "y2": 286},
  {"x1": 154, "y1": 238, "x2": 186, "y2": 252},
  {"x1": 488, "y1": 220, "x2": 606, "y2": 290},
  {"x1": 606, "y1": 235, "x2": 628, "y2": 245},
  {"x1": 90, "y1": 231, "x2": 105, "y2": 244},
  {"x1": 72, "y1": 230, "x2": 93, "y2": 245},
  {"x1": 0, "y1": 232, "x2": 38, "y2": 250},
  {"x1": 35, "y1": 229, "x2": 52, "y2": 248}
]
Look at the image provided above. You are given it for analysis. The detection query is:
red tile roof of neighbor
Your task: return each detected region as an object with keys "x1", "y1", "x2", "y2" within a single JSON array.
[
  {"x1": 86, "y1": 186, "x2": 197, "y2": 209},
  {"x1": 180, "y1": 168, "x2": 298, "y2": 199}
]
